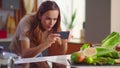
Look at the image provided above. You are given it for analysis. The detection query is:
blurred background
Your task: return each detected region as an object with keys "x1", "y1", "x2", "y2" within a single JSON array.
[{"x1": 0, "y1": 0, "x2": 120, "y2": 54}]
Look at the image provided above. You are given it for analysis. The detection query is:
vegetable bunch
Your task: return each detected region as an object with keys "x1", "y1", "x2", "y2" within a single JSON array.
[
  {"x1": 71, "y1": 32, "x2": 120, "y2": 65},
  {"x1": 85, "y1": 32, "x2": 120, "y2": 65}
]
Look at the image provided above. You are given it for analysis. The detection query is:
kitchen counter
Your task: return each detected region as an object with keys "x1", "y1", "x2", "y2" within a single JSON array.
[{"x1": 1, "y1": 54, "x2": 120, "y2": 68}]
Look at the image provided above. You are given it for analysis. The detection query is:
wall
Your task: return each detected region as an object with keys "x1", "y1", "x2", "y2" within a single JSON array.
[
  {"x1": 85, "y1": 0, "x2": 111, "y2": 44},
  {"x1": 111, "y1": 0, "x2": 120, "y2": 33}
]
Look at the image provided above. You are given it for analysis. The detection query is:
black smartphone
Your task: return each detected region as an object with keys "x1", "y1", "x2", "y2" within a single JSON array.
[{"x1": 56, "y1": 31, "x2": 70, "y2": 39}]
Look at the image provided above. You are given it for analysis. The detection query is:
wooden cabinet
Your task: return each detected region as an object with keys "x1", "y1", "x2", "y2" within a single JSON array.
[
  {"x1": 66, "y1": 43, "x2": 82, "y2": 54},
  {"x1": 85, "y1": 0, "x2": 111, "y2": 43},
  {"x1": 48, "y1": 42, "x2": 84, "y2": 55}
]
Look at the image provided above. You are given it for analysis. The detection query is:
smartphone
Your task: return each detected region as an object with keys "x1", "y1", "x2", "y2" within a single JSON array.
[{"x1": 56, "y1": 31, "x2": 70, "y2": 39}]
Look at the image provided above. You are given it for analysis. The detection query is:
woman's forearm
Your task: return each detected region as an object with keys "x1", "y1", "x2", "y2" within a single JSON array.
[
  {"x1": 21, "y1": 42, "x2": 51, "y2": 58},
  {"x1": 61, "y1": 40, "x2": 68, "y2": 54}
]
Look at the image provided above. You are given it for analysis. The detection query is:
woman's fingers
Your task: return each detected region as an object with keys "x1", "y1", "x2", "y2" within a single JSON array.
[
  {"x1": 69, "y1": 34, "x2": 74, "y2": 40},
  {"x1": 47, "y1": 33, "x2": 60, "y2": 44}
]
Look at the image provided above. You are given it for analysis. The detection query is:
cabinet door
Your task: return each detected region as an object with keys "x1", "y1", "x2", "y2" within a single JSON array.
[
  {"x1": 85, "y1": 0, "x2": 111, "y2": 43},
  {"x1": 67, "y1": 43, "x2": 82, "y2": 54}
]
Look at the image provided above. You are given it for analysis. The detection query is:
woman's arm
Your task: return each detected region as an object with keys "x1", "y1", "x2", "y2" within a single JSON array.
[
  {"x1": 19, "y1": 40, "x2": 51, "y2": 58},
  {"x1": 59, "y1": 39, "x2": 68, "y2": 55},
  {"x1": 59, "y1": 33, "x2": 73, "y2": 55},
  {"x1": 20, "y1": 33, "x2": 60, "y2": 58}
]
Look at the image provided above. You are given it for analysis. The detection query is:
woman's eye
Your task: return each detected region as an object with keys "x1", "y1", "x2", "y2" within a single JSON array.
[
  {"x1": 46, "y1": 18, "x2": 51, "y2": 20},
  {"x1": 54, "y1": 18, "x2": 57, "y2": 21}
]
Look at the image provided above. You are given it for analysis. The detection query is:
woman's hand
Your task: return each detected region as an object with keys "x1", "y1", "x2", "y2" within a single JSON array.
[
  {"x1": 62, "y1": 33, "x2": 73, "y2": 42},
  {"x1": 68, "y1": 33, "x2": 74, "y2": 41},
  {"x1": 46, "y1": 33, "x2": 60, "y2": 45}
]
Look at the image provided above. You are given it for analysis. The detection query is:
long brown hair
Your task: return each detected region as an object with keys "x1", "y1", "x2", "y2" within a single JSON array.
[{"x1": 27, "y1": 1, "x2": 61, "y2": 45}]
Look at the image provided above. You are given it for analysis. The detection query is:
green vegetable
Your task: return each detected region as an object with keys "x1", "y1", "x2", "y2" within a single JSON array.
[
  {"x1": 102, "y1": 32, "x2": 117, "y2": 43},
  {"x1": 92, "y1": 57, "x2": 115, "y2": 65},
  {"x1": 80, "y1": 43, "x2": 89, "y2": 51},
  {"x1": 101, "y1": 32, "x2": 120, "y2": 49},
  {"x1": 95, "y1": 47, "x2": 114, "y2": 57},
  {"x1": 102, "y1": 51, "x2": 120, "y2": 59},
  {"x1": 85, "y1": 56, "x2": 115, "y2": 65},
  {"x1": 71, "y1": 52, "x2": 79, "y2": 63},
  {"x1": 85, "y1": 56, "x2": 94, "y2": 64},
  {"x1": 83, "y1": 32, "x2": 120, "y2": 65},
  {"x1": 92, "y1": 32, "x2": 120, "y2": 65},
  {"x1": 91, "y1": 47, "x2": 120, "y2": 59}
]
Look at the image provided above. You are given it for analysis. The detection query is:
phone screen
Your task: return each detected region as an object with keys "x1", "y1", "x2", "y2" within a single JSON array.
[{"x1": 56, "y1": 31, "x2": 70, "y2": 39}]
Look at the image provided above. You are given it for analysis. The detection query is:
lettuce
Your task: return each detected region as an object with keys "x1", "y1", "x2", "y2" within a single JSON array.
[
  {"x1": 101, "y1": 32, "x2": 120, "y2": 49},
  {"x1": 95, "y1": 47, "x2": 114, "y2": 57},
  {"x1": 84, "y1": 32, "x2": 120, "y2": 65}
]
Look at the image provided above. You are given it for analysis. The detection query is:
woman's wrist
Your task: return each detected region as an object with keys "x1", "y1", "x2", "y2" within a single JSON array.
[
  {"x1": 62, "y1": 39, "x2": 68, "y2": 43},
  {"x1": 44, "y1": 41, "x2": 52, "y2": 47}
]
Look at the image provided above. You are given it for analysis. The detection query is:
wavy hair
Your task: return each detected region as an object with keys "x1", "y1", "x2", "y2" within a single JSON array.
[{"x1": 27, "y1": 1, "x2": 61, "y2": 45}]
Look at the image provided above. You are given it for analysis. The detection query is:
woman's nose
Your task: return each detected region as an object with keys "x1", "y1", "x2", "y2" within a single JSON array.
[{"x1": 49, "y1": 20, "x2": 54, "y2": 25}]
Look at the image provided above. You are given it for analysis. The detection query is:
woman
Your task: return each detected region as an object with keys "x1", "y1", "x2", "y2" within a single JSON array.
[{"x1": 9, "y1": 1, "x2": 69, "y2": 68}]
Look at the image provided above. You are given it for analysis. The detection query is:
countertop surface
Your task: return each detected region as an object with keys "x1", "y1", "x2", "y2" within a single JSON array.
[
  {"x1": 14, "y1": 54, "x2": 120, "y2": 68},
  {"x1": 1, "y1": 53, "x2": 120, "y2": 68}
]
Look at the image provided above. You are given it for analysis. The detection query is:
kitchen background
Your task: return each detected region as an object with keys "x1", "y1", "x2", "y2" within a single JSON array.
[{"x1": 0, "y1": 0, "x2": 120, "y2": 53}]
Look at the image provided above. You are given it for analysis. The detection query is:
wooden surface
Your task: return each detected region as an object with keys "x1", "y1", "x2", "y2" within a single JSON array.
[
  {"x1": 66, "y1": 43, "x2": 83, "y2": 54},
  {"x1": 48, "y1": 42, "x2": 85, "y2": 55}
]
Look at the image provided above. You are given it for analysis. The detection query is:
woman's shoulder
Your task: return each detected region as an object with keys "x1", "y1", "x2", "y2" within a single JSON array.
[
  {"x1": 18, "y1": 13, "x2": 37, "y2": 25},
  {"x1": 22, "y1": 13, "x2": 36, "y2": 21}
]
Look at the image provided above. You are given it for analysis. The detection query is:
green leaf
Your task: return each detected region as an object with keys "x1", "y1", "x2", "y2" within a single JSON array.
[
  {"x1": 102, "y1": 32, "x2": 117, "y2": 43},
  {"x1": 101, "y1": 32, "x2": 120, "y2": 49},
  {"x1": 95, "y1": 47, "x2": 114, "y2": 57},
  {"x1": 102, "y1": 51, "x2": 120, "y2": 59},
  {"x1": 93, "y1": 57, "x2": 115, "y2": 65},
  {"x1": 69, "y1": 10, "x2": 77, "y2": 29},
  {"x1": 80, "y1": 43, "x2": 90, "y2": 51}
]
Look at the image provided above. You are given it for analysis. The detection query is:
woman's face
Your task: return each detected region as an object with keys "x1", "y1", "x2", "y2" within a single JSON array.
[{"x1": 40, "y1": 10, "x2": 59, "y2": 31}]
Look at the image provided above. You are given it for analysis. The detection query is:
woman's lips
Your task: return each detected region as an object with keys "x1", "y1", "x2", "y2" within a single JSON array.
[
  {"x1": 47, "y1": 26, "x2": 53, "y2": 29},
  {"x1": 47, "y1": 26, "x2": 51, "y2": 28}
]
